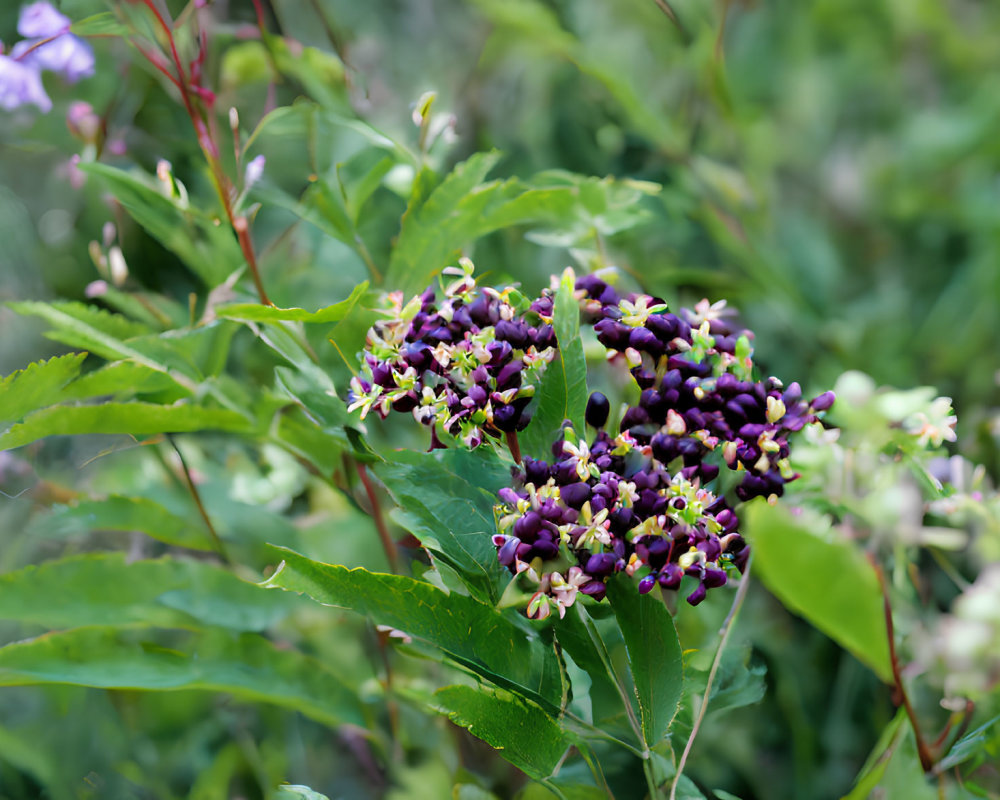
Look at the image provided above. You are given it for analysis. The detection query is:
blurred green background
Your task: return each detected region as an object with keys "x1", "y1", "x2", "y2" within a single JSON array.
[{"x1": 1, "y1": 1, "x2": 998, "y2": 798}]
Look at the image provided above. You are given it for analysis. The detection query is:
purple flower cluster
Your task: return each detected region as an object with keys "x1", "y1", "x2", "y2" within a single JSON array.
[
  {"x1": 348, "y1": 261, "x2": 558, "y2": 449},
  {"x1": 491, "y1": 275, "x2": 834, "y2": 619},
  {"x1": 1, "y1": 2, "x2": 94, "y2": 113}
]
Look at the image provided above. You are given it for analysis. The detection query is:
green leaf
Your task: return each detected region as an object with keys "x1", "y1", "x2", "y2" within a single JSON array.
[
  {"x1": 0, "y1": 353, "x2": 86, "y2": 425},
  {"x1": 78, "y1": 162, "x2": 243, "y2": 286},
  {"x1": 0, "y1": 402, "x2": 252, "y2": 451},
  {"x1": 0, "y1": 553, "x2": 299, "y2": 631},
  {"x1": 744, "y1": 501, "x2": 892, "y2": 682},
  {"x1": 70, "y1": 12, "x2": 130, "y2": 36},
  {"x1": 62, "y1": 361, "x2": 181, "y2": 400},
  {"x1": 30, "y1": 495, "x2": 214, "y2": 550},
  {"x1": 519, "y1": 268, "x2": 588, "y2": 459},
  {"x1": 433, "y1": 684, "x2": 569, "y2": 780},
  {"x1": 0, "y1": 627, "x2": 366, "y2": 729},
  {"x1": 215, "y1": 282, "x2": 368, "y2": 323},
  {"x1": 263, "y1": 547, "x2": 567, "y2": 711},
  {"x1": 936, "y1": 714, "x2": 1000, "y2": 772},
  {"x1": 605, "y1": 573, "x2": 684, "y2": 747},
  {"x1": 8, "y1": 301, "x2": 199, "y2": 392},
  {"x1": 376, "y1": 448, "x2": 509, "y2": 604}
]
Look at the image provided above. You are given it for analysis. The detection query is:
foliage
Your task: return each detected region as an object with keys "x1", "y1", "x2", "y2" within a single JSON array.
[{"x1": 0, "y1": 1, "x2": 999, "y2": 799}]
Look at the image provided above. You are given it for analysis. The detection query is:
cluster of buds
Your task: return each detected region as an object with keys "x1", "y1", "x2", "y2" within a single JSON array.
[
  {"x1": 348, "y1": 261, "x2": 558, "y2": 449},
  {"x1": 491, "y1": 274, "x2": 834, "y2": 619}
]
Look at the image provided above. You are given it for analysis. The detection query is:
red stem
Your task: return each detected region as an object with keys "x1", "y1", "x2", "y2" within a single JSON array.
[
  {"x1": 869, "y1": 555, "x2": 936, "y2": 772},
  {"x1": 357, "y1": 463, "x2": 399, "y2": 573}
]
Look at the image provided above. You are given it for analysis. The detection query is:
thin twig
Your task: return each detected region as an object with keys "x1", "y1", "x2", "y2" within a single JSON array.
[
  {"x1": 356, "y1": 463, "x2": 399, "y2": 573},
  {"x1": 166, "y1": 434, "x2": 231, "y2": 564},
  {"x1": 868, "y1": 554, "x2": 936, "y2": 772},
  {"x1": 669, "y1": 559, "x2": 752, "y2": 800}
]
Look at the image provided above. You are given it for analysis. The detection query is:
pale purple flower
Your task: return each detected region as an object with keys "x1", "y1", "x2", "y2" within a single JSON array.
[
  {"x1": 0, "y1": 53, "x2": 51, "y2": 112},
  {"x1": 12, "y1": 34, "x2": 94, "y2": 83},
  {"x1": 17, "y1": 2, "x2": 70, "y2": 38}
]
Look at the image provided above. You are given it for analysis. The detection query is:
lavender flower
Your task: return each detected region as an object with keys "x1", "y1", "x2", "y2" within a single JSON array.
[
  {"x1": 17, "y1": 1, "x2": 71, "y2": 38},
  {"x1": 0, "y1": 53, "x2": 51, "y2": 112},
  {"x1": 12, "y1": 33, "x2": 94, "y2": 83}
]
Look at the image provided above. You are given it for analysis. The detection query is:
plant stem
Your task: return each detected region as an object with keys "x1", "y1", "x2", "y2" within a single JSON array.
[
  {"x1": 505, "y1": 430, "x2": 522, "y2": 464},
  {"x1": 669, "y1": 559, "x2": 752, "y2": 800},
  {"x1": 869, "y1": 554, "x2": 936, "y2": 772},
  {"x1": 356, "y1": 462, "x2": 399, "y2": 573},
  {"x1": 166, "y1": 434, "x2": 231, "y2": 565}
]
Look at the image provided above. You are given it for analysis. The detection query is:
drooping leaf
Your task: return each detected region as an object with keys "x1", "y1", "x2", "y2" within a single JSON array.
[
  {"x1": 0, "y1": 402, "x2": 252, "y2": 451},
  {"x1": 744, "y1": 500, "x2": 892, "y2": 682},
  {"x1": 215, "y1": 281, "x2": 368, "y2": 324},
  {"x1": 0, "y1": 553, "x2": 299, "y2": 631},
  {"x1": 935, "y1": 714, "x2": 1000, "y2": 773},
  {"x1": 519, "y1": 268, "x2": 588, "y2": 458},
  {"x1": 30, "y1": 495, "x2": 214, "y2": 551},
  {"x1": 262, "y1": 547, "x2": 567, "y2": 711},
  {"x1": 376, "y1": 448, "x2": 509, "y2": 604},
  {"x1": 605, "y1": 573, "x2": 684, "y2": 747},
  {"x1": 433, "y1": 684, "x2": 569, "y2": 780},
  {"x1": 0, "y1": 353, "x2": 87, "y2": 425},
  {"x1": 0, "y1": 626, "x2": 366, "y2": 729}
]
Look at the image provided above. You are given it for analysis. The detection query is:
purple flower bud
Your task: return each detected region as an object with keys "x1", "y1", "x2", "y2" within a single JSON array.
[
  {"x1": 619, "y1": 406, "x2": 649, "y2": 432},
  {"x1": 532, "y1": 539, "x2": 560, "y2": 559},
  {"x1": 645, "y1": 313, "x2": 678, "y2": 341},
  {"x1": 495, "y1": 319, "x2": 529, "y2": 349},
  {"x1": 782, "y1": 382, "x2": 802, "y2": 405},
  {"x1": 658, "y1": 563, "x2": 683, "y2": 589},
  {"x1": 594, "y1": 318, "x2": 631, "y2": 350},
  {"x1": 686, "y1": 583, "x2": 708, "y2": 606},
  {"x1": 498, "y1": 487, "x2": 522, "y2": 506},
  {"x1": 704, "y1": 566, "x2": 728, "y2": 588},
  {"x1": 513, "y1": 511, "x2": 542, "y2": 539},
  {"x1": 585, "y1": 552, "x2": 618, "y2": 577},
  {"x1": 560, "y1": 482, "x2": 592, "y2": 509},
  {"x1": 810, "y1": 391, "x2": 835, "y2": 411},
  {"x1": 493, "y1": 403, "x2": 520, "y2": 432},
  {"x1": 585, "y1": 392, "x2": 610, "y2": 429},
  {"x1": 497, "y1": 536, "x2": 521, "y2": 566},
  {"x1": 580, "y1": 580, "x2": 608, "y2": 601},
  {"x1": 629, "y1": 326, "x2": 663, "y2": 355},
  {"x1": 524, "y1": 458, "x2": 549, "y2": 485},
  {"x1": 638, "y1": 574, "x2": 657, "y2": 594}
]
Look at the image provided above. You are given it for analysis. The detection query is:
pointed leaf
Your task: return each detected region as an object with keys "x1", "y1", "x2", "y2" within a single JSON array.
[
  {"x1": 216, "y1": 282, "x2": 368, "y2": 323},
  {"x1": 433, "y1": 685, "x2": 569, "y2": 780},
  {"x1": 0, "y1": 402, "x2": 252, "y2": 451},
  {"x1": 744, "y1": 501, "x2": 892, "y2": 682},
  {"x1": 0, "y1": 627, "x2": 366, "y2": 729},
  {"x1": 0, "y1": 353, "x2": 86, "y2": 425},
  {"x1": 263, "y1": 547, "x2": 567, "y2": 711},
  {"x1": 605, "y1": 573, "x2": 683, "y2": 747},
  {"x1": 520, "y1": 268, "x2": 588, "y2": 459},
  {"x1": 376, "y1": 448, "x2": 509, "y2": 603},
  {"x1": 0, "y1": 553, "x2": 299, "y2": 631}
]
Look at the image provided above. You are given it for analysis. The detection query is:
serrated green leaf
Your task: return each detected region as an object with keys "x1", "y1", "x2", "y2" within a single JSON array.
[
  {"x1": 62, "y1": 361, "x2": 180, "y2": 400},
  {"x1": 31, "y1": 495, "x2": 214, "y2": 550},
  {"x1": 0, "y1": 402, "x2": 251, "y2": 450},
  {"x1": 0, "y1": 627, "x2": 366, "y2": 729},
  {"x1": 376, "y1": 448, "x2": 509, "y2": 604},
  {"x1": 70, "y1": 12, "x2": 130, "y2": 36},
  {"x1": 605, "y1": 573, "x2": 683, "y2": 747},
  {"x1": 78, "y1": 162, "x2": 242, "y2": 286},
  {"x1": 433, "y1": 685, "x2": 569, "y2": 780},
  {"x1": 262, "y1": 547, "x2": 567, "y2": 711},
  {"x1": 7, "y1": 301, "x2": 199, "y2": 391},
  {"x1": 744, "y1": 501, "x2": 892, "y2": 682},
  {"x1": 0, "y1": 353, "x2": 86, "y2": 425},
  {"x1": 0, "y1": 553, "x2": 299, "y2": 631},
  {"x1": 216, "y1": 281, "x2": 367, "y2": 323},
  {"x1": 520, "y1": 269, "x2": 587, "y2": 459}
]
